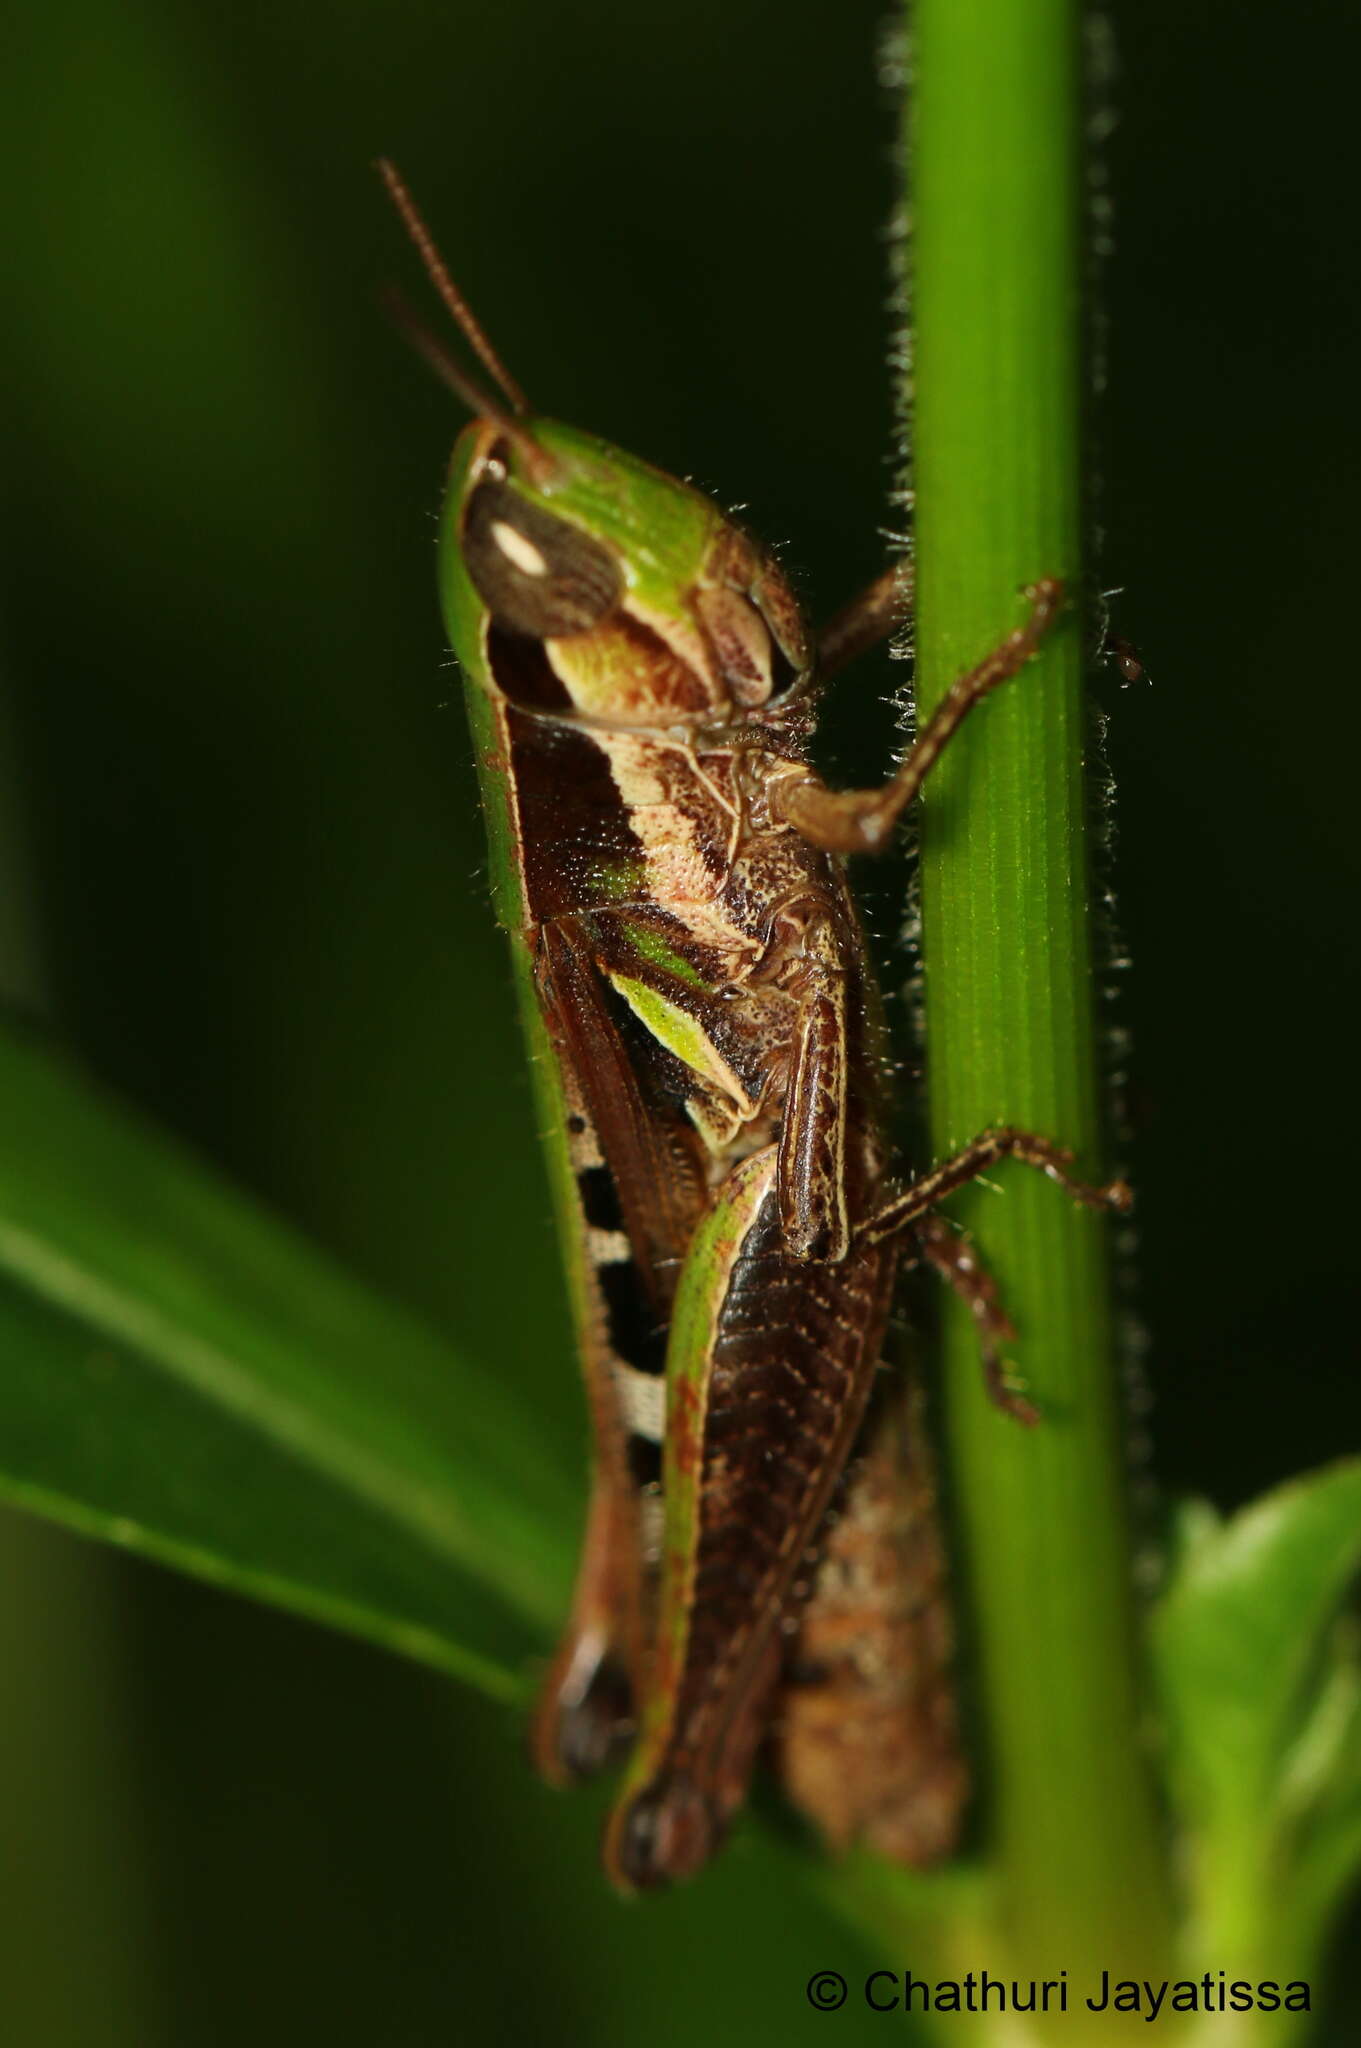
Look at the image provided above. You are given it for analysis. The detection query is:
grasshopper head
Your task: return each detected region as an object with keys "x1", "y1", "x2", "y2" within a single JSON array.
[
  {"x1": 376, "y1": 160, "x2": 811, "y2": 728},
  {"x1": 441, "y1": 416, "x2": 812, "y2": 726}
]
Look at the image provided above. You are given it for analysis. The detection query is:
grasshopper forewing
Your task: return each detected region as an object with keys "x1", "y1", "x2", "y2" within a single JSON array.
[{"x1": 382, "y1": 164, "x2": 1130, "y2": 1890}]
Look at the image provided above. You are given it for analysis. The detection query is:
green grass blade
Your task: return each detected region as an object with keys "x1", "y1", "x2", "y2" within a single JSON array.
[{"x1": 0, "y1": 1025, "x2": 574, "y2": 1695}]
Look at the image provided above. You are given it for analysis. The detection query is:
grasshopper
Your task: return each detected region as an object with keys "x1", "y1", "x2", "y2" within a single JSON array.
[{"x1": 381, "y1": 164, "x2": 1130, "y2": 1891}]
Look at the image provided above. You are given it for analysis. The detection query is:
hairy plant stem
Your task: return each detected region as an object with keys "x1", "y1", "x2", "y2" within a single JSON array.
[{"x1": 905, "y1": 0, "x2": 1174, "y2": 2020}]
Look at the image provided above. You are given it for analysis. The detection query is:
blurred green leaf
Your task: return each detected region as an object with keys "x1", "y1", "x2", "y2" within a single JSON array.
[
  {"x1": 1153, "y1": 1461, "x2": 1361, "y2": 1997},
  {"x1": 0, "y1": 1024, "x2": 575, "y2": 1699}
]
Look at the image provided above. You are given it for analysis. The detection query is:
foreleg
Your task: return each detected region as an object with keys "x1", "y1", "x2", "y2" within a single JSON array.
[
  {"x1": 773, "y1": 578, "x2": 1065, "y2": 853},
  {"x1": 816, "y1": 562, "x2": 912, "y2": 678}
]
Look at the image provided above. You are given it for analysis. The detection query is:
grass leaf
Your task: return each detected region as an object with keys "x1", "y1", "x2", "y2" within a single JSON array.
[{"x1": 0, "y1": 1025, "x2": 575, "y2": 1697}]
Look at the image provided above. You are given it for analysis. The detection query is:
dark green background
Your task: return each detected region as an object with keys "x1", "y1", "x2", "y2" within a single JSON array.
[{"x1": 2, "y1": 0, "x2": 1357, "y2": 2040}]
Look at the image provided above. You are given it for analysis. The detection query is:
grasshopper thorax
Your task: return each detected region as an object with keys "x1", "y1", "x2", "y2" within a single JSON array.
[{"x1": 441, "y1": 417, "x2": 813, "y2": 730}]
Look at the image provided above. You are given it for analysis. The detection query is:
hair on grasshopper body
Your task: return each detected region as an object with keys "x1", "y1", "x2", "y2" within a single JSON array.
[{"x1": 381, "y1": 162, "x2": 1130, "y2": 1892}]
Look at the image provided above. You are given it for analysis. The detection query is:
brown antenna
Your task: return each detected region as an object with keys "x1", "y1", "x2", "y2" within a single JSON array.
[
  {"x1": 381, "y1": 285, "x2": 556, "y2": 485},
  {"x1": 375, "y1": 158, "x2": 530, "y2": 416},
  {"x1": 381, "y1": 285, "x2": 516, "y2": 430}
]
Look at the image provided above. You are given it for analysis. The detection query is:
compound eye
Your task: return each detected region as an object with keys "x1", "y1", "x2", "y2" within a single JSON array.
[{"x1": 463, "y1": 478, "x2": 623, "y2": 638}]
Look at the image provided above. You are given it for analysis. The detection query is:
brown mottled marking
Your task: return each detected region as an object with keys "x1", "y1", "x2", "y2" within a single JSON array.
[{"x1": 776, "y1": 1381, "x2": 968, "y2": 1866}]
